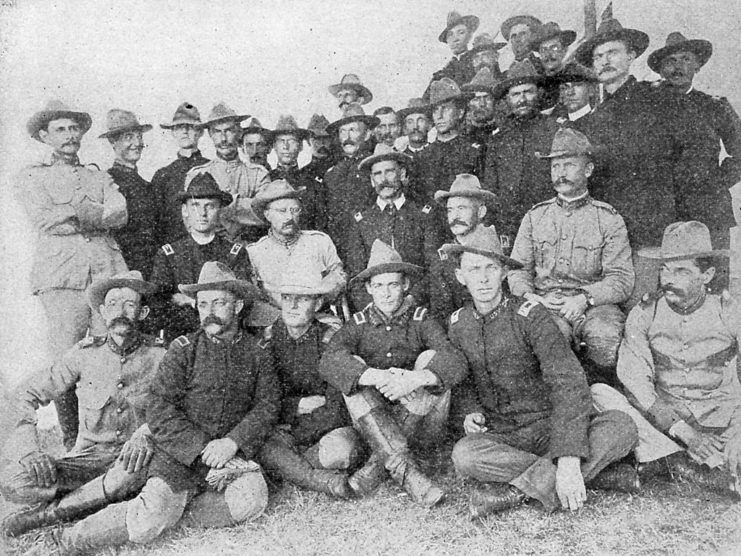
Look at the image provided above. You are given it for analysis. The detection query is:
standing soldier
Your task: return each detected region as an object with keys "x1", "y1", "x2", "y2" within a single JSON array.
[
  {"x1": 302, "y1": 114, "x2": 336, "y2": 184},
  {"x1": 423, "y1": 11, "x2": 479, "y2": 100},
  {"x1": 17, "y1": 100, "x2": 129, "y2": 450},
  {"x1": 500, "y1": 14, "x2": 543, "y2": 71},
  {"x1": 328, "y1": 74, "x2": 374, "y2": 111},
  {"x1": 240, "y1": 117, "x2": 272, "y2": 172},
  {"x1": 469, "y1": 33, "x2": 506, "y2": 78},
  {"x1": 529, "y1": 22, "x2": 578, "y2": 111},
  {"x1": 462, "y1": 68, "x2": 500, "y2": 151}
]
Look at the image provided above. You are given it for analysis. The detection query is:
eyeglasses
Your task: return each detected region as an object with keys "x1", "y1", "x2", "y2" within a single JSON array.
[{"x1": 269, "y1": 207, "x2": 302, "y2": 216}]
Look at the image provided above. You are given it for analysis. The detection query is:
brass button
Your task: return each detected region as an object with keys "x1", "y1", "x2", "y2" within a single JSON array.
[
  {"x1": 386, "y1": 352, "x2": 392, "y2": 358},
  {"x1": 117, "y1": 382, "x2": 124, "y2": 389}
]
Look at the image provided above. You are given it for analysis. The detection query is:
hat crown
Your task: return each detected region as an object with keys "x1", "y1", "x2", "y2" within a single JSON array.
[
  {"x1": 665, "y1": 32, "x2": 689, "y2": 47},
  {"x1": 307, "y1": 113, "x2": 330, "y2": 134},
  {"x1": 596, "y1": 17, "x2": 625, "y2": 36},
  {"x1": 197, "y1": 261, "x2": 238, "y2": 285},
  {"x1": 371, "y1": 143, "x2": 396, "y2": 157},
  {"x1": 507, "y1": 59, "x2": 540, "y2": 81},
  {"x1": 108, "y1": 270, "x2": 145, "y2": 282},
  {"x1": 472, "y1": 33, "x2": 497, "y2": 49},
  {"x1": 460, "y1": 225, "x2": 507, "y2": 255},
  {"x1": 105, "y1": 109, "x2": 144, "y2": 132},
  {"x1": 242, "y1": 116, "x2": 264, "y2": 130},
  {"x1": 42, "y1": 99, "x2": 75, "y2": 112},
  {"x1": 549, "y1": 127, "x2": 593, "y2": 156},
  {"x1": 429, "y1": 78, "x2": 463, "y2": 105},
  {"x1": 366, "y1": 239, "x2": 404, "y2": 270},
  {"x1": 339, "y1": 74, "x2": 363, "y2": 87},
  {"x1": 273, "y1": 114, "x2": 301, "y2": 133},
  {"x1": 184, "y1": 172, "x2": 223, "y2": 199},
  {"x1": 558, "y1": 62, "x2": 598, "y2": 83},
  {"x1": 449, "y1": 173, "x2": 485, "y2": 195},
  {"x1": 466, "y1": 67, "x2": 499, "y2": 90},
  {"x1": 256, "y1": 179, "x2": 300, "y2": 203},
  {"x1": 446, "y1": 11, "x2": 462, "y2": 26},
  {"x1": 406, "y1": 98, "x2": 427, "y2": 109},
  {"x1": 279, "y1": 268, "x2": 328, "y2": 294},
  {"x1": 207, "y1": 102, "x2": 239, "y2": 122},
  {"x1": 171, "y1": 102, "x2": 201, "y2": 124},
  {"x1": 660, "y1": 221, "x2": 714, "y2": 259}
]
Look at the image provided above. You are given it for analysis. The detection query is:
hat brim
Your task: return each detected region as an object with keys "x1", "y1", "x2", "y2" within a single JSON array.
[
  {"x1": 647, "y1": 39, "x2": 713, "y2": 73},
  {"x1": 28, "y1": 110, "x2": 92, "y2": 142},
  {"x1": 251, "y1": 189, "x2": 305, "y2": 222},
  {"x1": 434, "y1": 189, "x2": 497, "y2": 207},
  {"x1": 491, "y1": 75, "x2": 546, "y2": 101},
  {"x1": 327, "y1": 83, "x2": 374, "y2": 104},
  {"x1": 178, "y1": 279, "x2": 260, "y2": 301},
  {"x1": 161, "y1": 119, "x2": 202, "y2": 129},
  {"x1": 469, "y1": 42, "x2": 507, "y2": 56},
  {"x1": 98, "y1": 124, "x2": 153, "y2": 139},
  {"x1": 438, "y1": 15, "x2": 480, "y2": 43},
  {"x1": 396, "y1": 105, "x2": 432, "y2": 120},
  {"x1": 535, "y1": 148, "x2": 599, "y2": 159},
  {"x1": 351, "y1": 262, "x2": 424, "y2": 285},
  {"x1": 574, "y1": 28, "x2": 650, "y2": 67},
  {"x1": 88, "y1": 277, "x2": 157, "y2": 310},
  {"x1": 501, "y1": 15, "x2": 542, "y2": 41},
  {"x1": 358, "y1": 151, "x2": 411, "y2": 172},
  {"x1": 198, "y1": 114, "x2": 251, "y2": 130},
  {"x1": 326, "y1": 114, "x2": 380, "y2": 135},
  {"x1": 530, "y1": 30, "x2": 577, "y2": 51},
  {"x1": 440, "y1": 243, "x2": 523, "y2": 269},
  {"x1": 545, "y1": 71, "x2": 599, "y2": 86},
  {"x1": 429, "y1": 91, "x2": 474, "y2": 107},
  {"x1": 308, "y1": 129, "x2": 332, "y2": 138},
  {"x1": 637, "y1": 247, "x2": 730, "y2": 261},
  {"x1": 278, "y1": 283, "x2": 336, "y2": 296},
  {"x1": 175, "y1": 188, "x2": 233, "y2": 206},
  {"x1": 267, "y1": 128, "x2": 311, "y2": 143}
]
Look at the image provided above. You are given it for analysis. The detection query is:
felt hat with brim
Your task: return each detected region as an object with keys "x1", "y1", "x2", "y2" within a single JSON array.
[
  {"x1": 638, "y1": 221, "x2": 729, "y2": 261},
  {"x1": 535, "y1": 127, "x2": 599, "y2": 159},
  {"x1": 306, "y1": 113, "x2": 332, "y2": 137},
  {"x1": 267, "y1": 114, "x2": 310, "y2": 143},
  {"x1": 199, "y1": 103, "x2": 250, "y2": 129},
  {"x1": 529, "y1": 21, "x2": 577, "y2": 51},
  {"x1": 491, "y1": 60, "x2": 544, "y2": 100},
  {"x1": 179, "y1": 261, "x2": 260, "y2": 300},
  {"x1": 88, "y1": 270, "x2": 157, "y2": 310},
  {"x1": 438, "y1": 11, "x2": 480, "y2": 43},
  {"x1": 27, "y1": 100, "x2": 92, "y2": 142},
  {"x1": 251, "y1": 179, "x2": 305, "y2": 221},
  {"x1": 500, "y1": 15, "x2": 542, "y2": 41},
  {"x1": 161, "y1": 102, "x2": 202, "y2": 129},
  {"x1": 428, "y1": 78, "x2": 472, "y2": 107},
  {"x1": 462, "y1": 67, "x2": 500, "y2": 94},
  {"x1": 434, "y1": 173, "x2": 497, "y2": 206},
  {"x1": 469, "y1": 33, "x2": 507, "y2": 55},
  {"x1": 351, "y1": 240, "x2": 423, "y2": 284},
  {"x1": 279, "y1": 270, "x2": 336, "y2": 296},
  {"x1": 574, "y1": 18, "x2": 650, "y2": 67},
  {"x1": 358, "y1": 143, "x2": 411, "y2": 172},
  {"x1": 240, "y1": 116, "x2": 268, "y2": 136},
  {"x1": 647, "y1": 32, "x2": 713, "y2": 74},
  {"x1": 98, "y1": 109, "x2": 152, "y2": 139},
  {"x1": 439, "y1": 226, "x2": 523, "y2": 269},
  {"x1": 545, "y1": 63, "x2": 599, "y2": 86},
  {"x1": 328, "y1": 74, "x2": 373, "y2": 104},
  {"x1": 396, "y1": 98, "x2": 432, "y2": 120},
  {"x1": 176, "y1": 171, "x2": 233, "y2": 205},
  {"x1": 326, "y1": 103, "x2": 380, "y2": 135}
]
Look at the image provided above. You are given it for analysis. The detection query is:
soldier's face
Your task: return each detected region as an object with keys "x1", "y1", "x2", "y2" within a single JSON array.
[
  {"x1": 403, "y1": 113, "x2": 431, "y2": 145},
  {"x1": 273, "y1": 133, "x2": 303, "y2": 166},
  {"x1": 338, "y1": 121, "x2": 369, "y2": 156},
  {"x1": 242, "y1": 133, "x2": 269, "y2": 165},
  {"x1": 551, "y1": 155, "x2": 593, "y2": 197},
  {"x1": 446, "y1": 24, "x2": 472, "y2": 56},
  {"x1": 447, "y1": 196, "x2": 485, "y2": 237},
  {"x1": 39, "y1": 118, "x2": 82, "y2": 156},
  {"x1": 100, "y1": 287, "x2": 147, "y2": 336},
  {"x1": 373, "y1": 113, "x2": 400, "y2": 148},
  {"x1": 172, "y1": 124, "x2": 202, "y2": 150},
  {"x1": 209, "y1": 122, "x2": 240, "y2": 160},
  {"x1": 592, "y1": 41, "x2": 635, "y2": 85},
  {"x1": 432, "y1": 101, "x2": 463, "y2": 135},
  {"x1": 559, "y1": 81, "x2": 593, "y2": 113},
  {"x1": 456, "y1": 252, "x2": 505, "y2": 304},
  {"x1": 509, "y1": 23, "x2": 534, "y2": 60},
  {"x1": 196, "y1": 290, "x2": 243, "y2": 336},
  {"x1": 370, "y1": 159, "x2": 406, "y2": 200},
  {"x1": 468, "y1": 92, "x2": 495, "y2": 123},
  {"x1": 183, "y1": 198, "x2": 221, "y2": 233},
  {"x1": 336, "y1": 88, "x2": 359, "y2": 109},
  {"x1": 506, "y1": 83, "x2": 539, "y2": 117},
  {"x1": 309, "y1": 135, "x2": 332, "y2": 158},
  {"x1": 281, "y1": 293, "x2": 321, "y2": 329},
  {"x1": 111, "y1": 130, "x2": 145, "y2": 165},
  {"x1": 539, "y1": 37, "x2": 567, "y2": 75},
  {"x1": 659, "y1": 260, "x2": 714, "y2": 309},
  {"x1": 265, "y1": 198, "x2": 302, "y2": 237},
  {"x1": 366, "y1": 272, "x2": 409, "y2": 317},
  {"x1": 660, "y1": 51, "x2": 700, "y2": 90},
  {"x1": 472, "y1": 49, "x2": 498, "y2": 73}
]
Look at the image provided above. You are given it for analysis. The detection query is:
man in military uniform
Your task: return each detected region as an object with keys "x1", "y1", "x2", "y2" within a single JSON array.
[
  {"x1": 442, "y1": 228, "x2": 637, "y2": 518},
  {"x1": 319, "y1": 240, "x2": 468, "y2": 506},
  {"x1": 500, "y1": 14, "x2": 543, "y2": 71},
  {"x1": 240, "y1": 116, "x2": 272, "y2": 171},
  {"x1": 591, "y1": 222, "x2": 741, "y2": 498},
  {"x1": 344, "y1": 145, "x2": 443, "y2": 310},
  {"x1": 101, "y1": 109, "x2": 160, "y2": 278},
  {"x1": 508, "y1": 128, "x2": 634, "y2": 385},
  {"x1": 17, "y1": 100, "x2": 129, "y2": 450},
  {"x1": 302, "y1": 113, "x2": 336, "y2": 184},
  {"x1": 529, "y1": 22, "x2": 578, "y2": 111},
  {"x1": 462, "y1": 68, "x2": 499, "y2": 152},
  {"x1": 483, "y1": 61, "x2": 559, "y2": 251},
  {"x1": 248, "y1": 179, "x2": 346, "y2": 307},
  {"x1": 149, "y1": 172, "x2": 252, "y2": 342},
  {"x1": 423, "y1": 11, "x2": 479, "y2": 100},
  {"x1": 469, "y1": 33, "x2": 506, "y2": 78},
  {"x1": 395, "y1": 98, "x2": 431, "y2": 203},
  {"x1": 328, "y1": 74, "x2": 373, "y2": 111},
  {"x1": 0, "y1": 271, "x2": 164, "y2": 537},
  {"x1": 372, "y1": 106, "x2": 401, "y2": 149},
  {"x1": 39, "y1": 263, "x2": 281, "y2": 554},
  {"x1": 259, "y1": 271, "x2": 361, "y2": 499},
  {"x1": 547, "y1": 65, "x2": 599, "y2": 128},
  {"x1": 186, "y1": 103, "x2": 269, "y2": 243},
  {"x1": 151, "y1": 102, "x2": 209, "y2": 243}
]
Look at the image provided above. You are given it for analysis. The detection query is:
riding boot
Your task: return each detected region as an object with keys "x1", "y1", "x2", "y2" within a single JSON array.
[{"x1": 53, "y1": 501, "x2": 130, "y2": 555}]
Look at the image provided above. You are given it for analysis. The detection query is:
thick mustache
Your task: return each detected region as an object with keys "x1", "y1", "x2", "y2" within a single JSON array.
[
  {"x1": 316, "y1": 146, "x2": 330, "y2": 154},
  {"x1": 108, "y1": 316, "x2": 136, "y2": 331},
  {"x1": 450, "y1": 219, "x2": 469, "y2": 227},
  {"x1": 556, "y1": 179, "x2": 573, "y2": 186},
  {"x1": 599, "y1": 66, "x2": 616, "y2": 74},
  {"x1": 660, "y1": 284, "x2": 682, "y2": 295},
  {"x1": 201, "y1": 315, "x2": 225, "y2": 327}
]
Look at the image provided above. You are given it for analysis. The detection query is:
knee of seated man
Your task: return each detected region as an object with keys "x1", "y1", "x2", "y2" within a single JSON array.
[
  {"x1": 598, "y1": 410, "x2": 639, "y2": 445},
  {"x1": 223, "y1": 471, "x2": 268, "y2": 523},
  {"x1": 103, "y1": 460, "x2": 149, "y2": 501},
  {"x1": 317, "y1": 427, "x2": 362, "y2": 470},
  {"x1": 451, "y1": 435, "x2": 483, "y2": 477},
  {"x1": 582, "y1": 321, "x2": 622, "y2": 367},
  {"x1": 0, "y1": 461, "x2": 55, "y2": 505},
  {"x1": 127, "y1": 478, "x2": 189, "y2": 544}
]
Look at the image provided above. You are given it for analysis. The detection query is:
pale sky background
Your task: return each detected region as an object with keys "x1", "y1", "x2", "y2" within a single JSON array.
[{"x1": 1, "y1": 0, "x2": 740, "y2": 386}]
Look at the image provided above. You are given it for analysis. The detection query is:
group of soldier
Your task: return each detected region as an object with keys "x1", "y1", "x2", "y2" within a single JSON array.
[{"x1": 1, "y1": 9, "x2": 740, "y2": 555}]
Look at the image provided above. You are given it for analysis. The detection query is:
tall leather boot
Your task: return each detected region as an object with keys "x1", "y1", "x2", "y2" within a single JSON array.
[
  {"x1": 53, "y1": 501, "x2": 130, "y2": 555},
  {"x1": 259, "y1": 436, "x2": 353, "y2": 499},
  {"x1": 353, "y1": 407, "x2": 444, "y2": 508},
  {"x1": 56, "y1": 388, "x2": 79, "y2": 452},
  {"x1": 1, "y1": 474, "x2": 109, "y2": 537}
]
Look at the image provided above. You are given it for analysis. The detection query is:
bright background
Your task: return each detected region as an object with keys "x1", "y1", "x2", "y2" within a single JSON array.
[{"x1": 1, "y1": 0, "x2": 740, "y2": 387}]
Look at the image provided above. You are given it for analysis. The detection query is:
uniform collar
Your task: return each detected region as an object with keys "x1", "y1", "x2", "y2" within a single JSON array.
[
  {"x1": 268, "y1": 228, "x2": 302, "y2": 248},
  {"x1": 106, "y1": 331, "x2": 145, "y2": 356},
  {"x1": 376, "y1": 193, "x2": 405, "y2": 212},
  {"x1": 666, "y1": 288, "x2": 707, "y2": 316},
  {"x1": 275, "y1": 318, "x2": 319, "y2": 345},
  {"x1": 471, "y1": 296, "x2": 511, "y2": 322},
  {"x1": 406, "y1": 143, "x2": 427, "y2": 153},
  {"x1": 367, "y1": 296, "x2": 414, "y2": 326},
  {"x1": 49, "y1": 152, "x2": 80, "y2": 166},
  {"x1": 178, "y1": 149, "x2": 203, "y2": 160},
  {"x1": 112, "y1": 161, "x2": 138, "y2": 173},
  {"x1": 556, "y1": 192, "x2": 590, "y2": 209},
  {"x1": 206, "y1": 329, "x2": 244, "y2": 345},
  {"x1": 568, "y1": 104, "x2": 592, "y2": 121}
]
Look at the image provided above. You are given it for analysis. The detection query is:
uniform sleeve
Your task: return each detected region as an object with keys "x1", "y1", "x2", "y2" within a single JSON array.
[
  {"x1": 447, "y1": 323, "x2": 484, "y2": 418},
  {"x1": 14, "y1": 169, "x2": 78, "y2": 235},
  {"x1": 582, "y1": 211, "x2": 634, "y2": 305},
  {"x1": 318, "y1": 322, "x2": 368, "y2": 395},
  {"x1": 321, "y1": 235, "x2": 348, "y2": 301},
  {"x1": 101, "y1": 174, "x2": 129, "y2": 229},
  {"x1": 418, "y1": 317, "x2": 468, "y2": 392},
  {"x1": 507, "y1": 211, "x2": 536, "y2": 296},
  {"x1": 717, "y1": 97, "x2": 741, "y2": 186},
  {"x1": 429, "y1": 257, "x2": 456, "y2": 325}
]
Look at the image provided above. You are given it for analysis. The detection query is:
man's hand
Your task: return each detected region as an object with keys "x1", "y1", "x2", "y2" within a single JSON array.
[
  {"x1": 298, "y1": 395, "x2": 326, "y2": 415},
  {"x1": 358, "y1": 368, "x2": 390, "y2": 388},
  {"x1": 201, "y1": 438, "x2": 238, "y2": 469},
  {"x1": 724, "y1": 431, "x2": 741, "y2": 478},
  {"x1": 171, "y1": 293, "x2": 195, "y2": 308},
  {"x1": 677, "y1": 425, "x2": 724, "y2": 463},
  {"x1": 118, "y1": 426, "x2": 154, "y2": 473},
  {"x1": 559, "y1": 294, "x2": 589, "y2": 322},
  {"x1": 377, "y1": 369, "x2": 423, "y2": 401},
  {"x1": 463, "y1": 412, "x2": 488, "y2": 435},
  {"x1": 556, "y1": 456, "x2": 586, "y2": 512},
  {"x1": 19, "y1": 451, "x2": 57, "y2": 488}
]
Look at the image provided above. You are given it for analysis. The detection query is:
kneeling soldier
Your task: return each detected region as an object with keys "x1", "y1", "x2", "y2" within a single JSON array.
[
  {"x1": 258, "y1": 270, "x2": 362, "y2": 498},
  {"x1": 319, "y1": 240, "x2": 468, "y2": 507}
]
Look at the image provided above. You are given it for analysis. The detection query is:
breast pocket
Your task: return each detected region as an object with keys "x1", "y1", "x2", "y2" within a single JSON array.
[
  {"x1": 77, "y1": 387, "x2": 112, "y2": 435},
  {"x1": 572, "y1": 239, "x2": 604, "y2": 277}
]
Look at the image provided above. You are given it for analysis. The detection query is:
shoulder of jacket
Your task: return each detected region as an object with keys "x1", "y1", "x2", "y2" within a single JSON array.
[
  {"x1": 161, "y1": 243, "x2": 175, "y2": 256},
  {"x1": 172, "y1": 335, "x2": 191, "y2": 349},
  {"x1": 352, "y1": 311, "x2": 367, "y2": 325},
  {"x1": 516, "y1": 297, "x2": 540, "y2": 318},
  {"x1": 590, "y1": 198, "x2": 618, "y2": 214},
  {"x1": 247, "y1": 235, "x2": 270, "y2": 249},
  {"x1": 318, "y1": 317, "x2": 343, "y2": 343},
  {"x1": 75, "y1": 336, "x2": 106, "y2": 349},
  {"x1": 530, "y1": 197, "x2": 556, "y2": 211}
]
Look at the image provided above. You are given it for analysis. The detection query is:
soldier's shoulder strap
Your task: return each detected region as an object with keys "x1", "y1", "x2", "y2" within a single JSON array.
[
  {"x1": 517, "y1": 298, "x2": 540, "y2": 317},
  {"x1": 590, "y1": 198, "x2": 618, "y2": 214},
  {"x1": 413, "y1": 307, "x2": 427, "y2": 321},
  {"x1": 257, "y1": 325, "x2": 272, "y2": 350},
  {"x1": 229, "y1": 242, "x2": 244, "y2": 257},
  {"x1": 76, "y1": 335, "x2": 105, "y2": 349},
  {"x1": 353, "y1": 311, "x2": 367, "y2": 325},
  {"x1": 450, "y1": 308, "x2": 463, "y2": 325},
  {"x1": 354, "y1": 211, "x2": 364, "y2": 222},
  {"x1": 530, "y1": 197, "x2": 556, "y2": 211},
  {"x1": 161, "y1": 243, "x2": 175, "y2": 256},
  {"x1": 173, "y1": 335, "x2": 191, "y2": 348}
]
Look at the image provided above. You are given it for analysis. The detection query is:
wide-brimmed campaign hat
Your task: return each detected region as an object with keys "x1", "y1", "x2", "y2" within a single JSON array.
[
  {"x1": 279, "y1": 270, "x2": 336, "y2": 296},
  {"x1": 529, "y1": 21, "x2": 577, "y2": 51},
  {"x1": 428, "y1": 78, "x2": 472, "y2": 107},
  {"x1": 251, "y1": 179, "x2": 305, "y2": 221},
  {"x1": 462, "y1": 67, "x2": 500, "y2": 94},
  {"x1": 179, "y1": 261, "x2": 260, "y2": 300},
  {"x1": 439, "y1": 226, "x2": 523, "y2": 269},
  {"x1": 199, "y1": 102, "x2": 250, "y2": 129},
  {"x1": 535, "y1": 127, "x2": 598, "y2": 159},
  {"x1": 500, "y1": 14, "x2": 542, "y2": 41},
  {"x1": 469, "y1": 33, "x2": 507, "y2": 56},
  {"x1": 98, "y1": 109, "x2": 152, "y2": 139},
  {"x1": 647, "y1": 32, "x2": 713, "y2": 74},
  {"x1": 176, "y1": 171, "x2": 233, "y2": 206},
  {"x1": 328, "y1": 74, "x2": 373, "y2": 104},
  {"x1": 358, "y1": 143, "x2": 411, "y2": 172},
  {"x1": 88, "y1": 270, "x2": 157, "y2": 310},
  {"x1": 161, "y1": 102, "x2": 202, "y2": 129},
  {"x1": 491, "y1": 60, "x2": 544, "y2": 100},
  {"x1": 240, "y1": 116, "x2": 268, "y2": 136},
  {"x1": 27, "y1": 99, "x2": 92, "y2": 142},
  {"x1": 396, "y1": 98, "x2": 432, "y2": 120},
  {"x1": 638, "y1": 221, "x2": 729, "y2": 261},
  {"x1": 351, "y1": 240, "x2": 423, "y2": 284},
  {"x1": 434, "y1": 173, "x2": 497, "y2": 206},
  {"x1": 545, "y1": 63, "x2": 599, "y2": 86},
  {"x1": 306, "y1": 113, "x2": 332, "y2": 137},
  {"x1": 574, "y1": 18, "x2": 650, "y2": 67},
  {"x1": 267, "y1": 114, "x2": 310, "y2": 143},
  {"x1": 326, "y1": 103, "x2": 380, "y2": 135},
  {"x1": 438, "y1": 11, "x2": 480, "y2": 43}
]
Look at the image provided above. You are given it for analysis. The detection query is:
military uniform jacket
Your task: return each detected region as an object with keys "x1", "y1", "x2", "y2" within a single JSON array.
[
  {"x1": 266, "y1": 318, "x2": 350, "y2": 445},
  {"x1": 319, "y1": 300, "x2": 467, "y2": 397},
  {"x1": 301, "y1": 155, "x2": 336, "y2": 186},
  {"x1": 345, "y1": 196, "x2": 444, "y2": 310},
  {"x1": 147, "y1": 329, "x2": 281, "y2": 489},
  {"x1": 416, "y1": 134, "x2": 485, "y2": 204},
  {"x1": 508, "y1": 195, "x2": 634, "y2": 306},
  {"x1": 422, "y1": 51, "x2": 476, "y2": 101},
  {"x1": 482, "y1": 113, "x2": 560, "y2": 246},
  {"x1": 108, "y1": 163, "x2": 162, "y2": 278},
  {"x1": 11, "y1": 333, "x2": 165, "y2": 457},
  {"x1": 618, "y1": 293, "x2": 741, "y2": 433},
  {"x1": 269, "y1": 164, "x2": 327, "y2": 232},
  {"x1": 15, "y1": 155, "x2": 129, "y2": 293},
  {"x1": 448, "y1": 297, "x2": 591, "y2": 459}
]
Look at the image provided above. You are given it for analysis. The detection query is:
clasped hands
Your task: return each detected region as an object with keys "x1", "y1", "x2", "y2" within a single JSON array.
[
  {"x1": 359, "y1": 367, "x2": 428, "y2": 402},
  {"x1": 525, "y1": 291, "x2": 588, "y2": 322}
]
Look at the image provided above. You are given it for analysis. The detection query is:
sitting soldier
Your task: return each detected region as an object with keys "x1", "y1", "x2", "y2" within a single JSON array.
[{"x1": 319, "y1": 240, "x2": 468, "y2": 507}]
